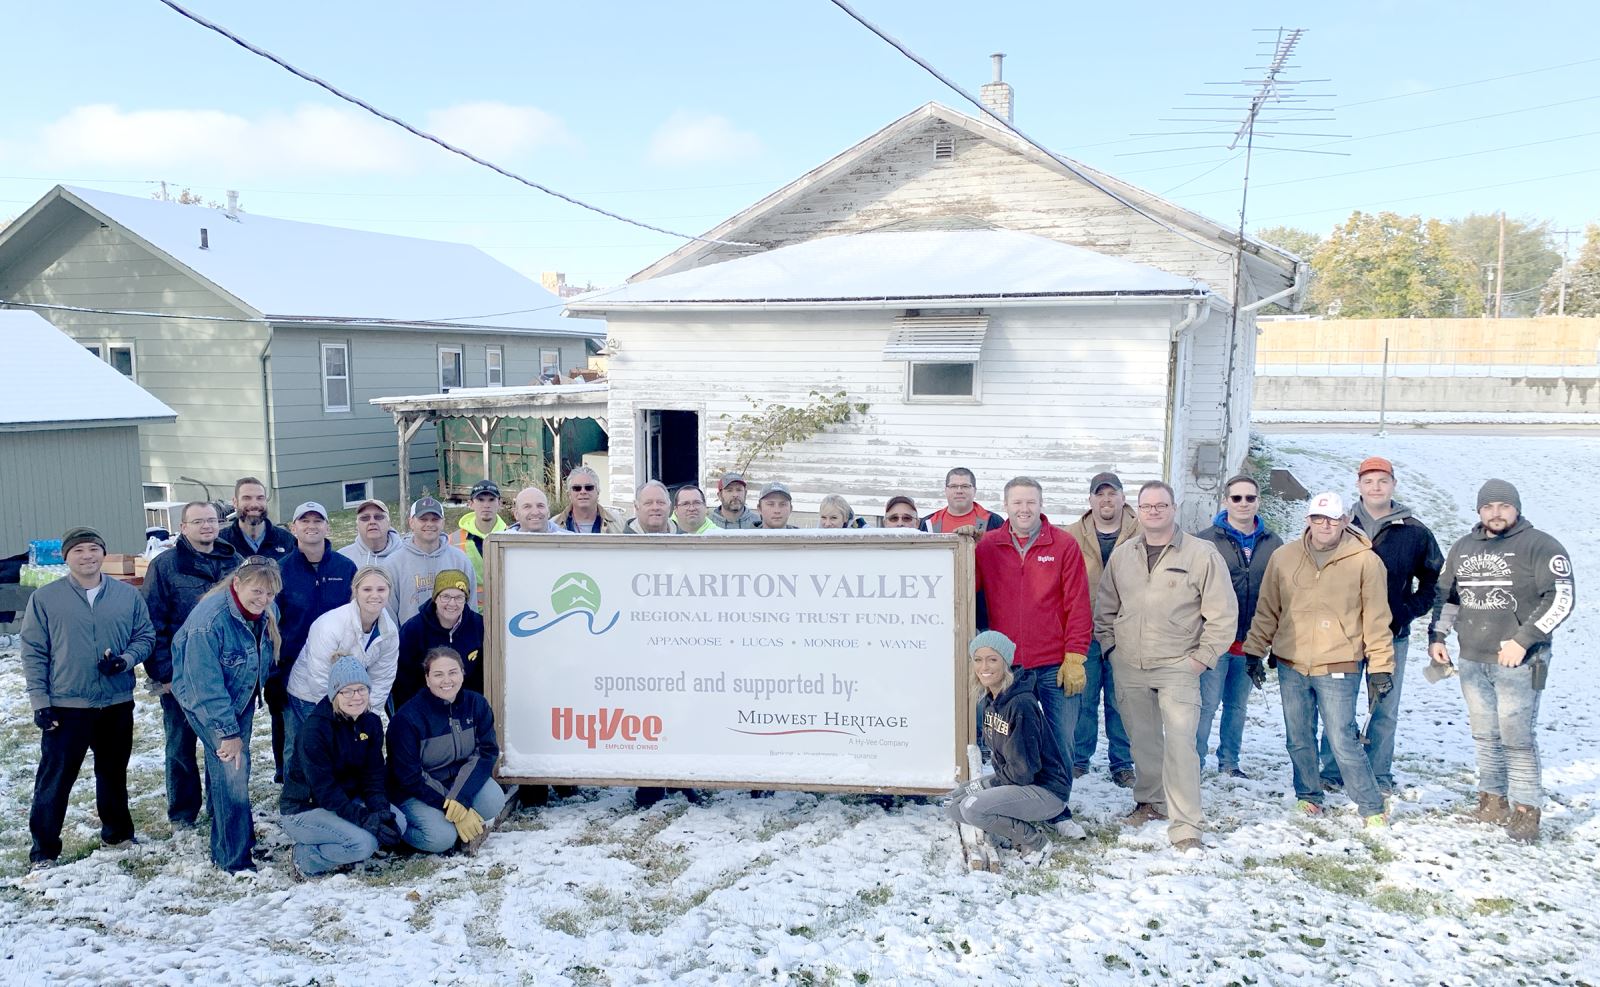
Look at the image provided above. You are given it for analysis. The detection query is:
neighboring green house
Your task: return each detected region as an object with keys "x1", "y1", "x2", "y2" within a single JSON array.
[{"x1": 0, "y1": 185, "x2": 601, "y2": 517}]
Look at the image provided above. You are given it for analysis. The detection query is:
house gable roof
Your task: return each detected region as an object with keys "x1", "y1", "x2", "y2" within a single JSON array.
[
  {"x1": 568, "y1": 229, "x2": 1206, "y2": 311},
  {"x1": 630, "y1": 103, "x2": 1301, "y2": 301},
  {"x1": 0, "y1": 185, "x2": 598, "y2": 337},
  {"x1": 0, "y1": 310, "x2": 177, "y2": 432}
]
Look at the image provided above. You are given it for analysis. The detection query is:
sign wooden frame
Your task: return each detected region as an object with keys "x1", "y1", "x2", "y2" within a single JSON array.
[{"x1": 483, "y1": 531, "x2": 976, "y2": 795}]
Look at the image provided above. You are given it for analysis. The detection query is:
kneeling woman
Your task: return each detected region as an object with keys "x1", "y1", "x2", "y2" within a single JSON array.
[
  {"x1": 387, "y1": 647, "x2": 507, "y2": 852},
  {"x1": 945, "y1": 630, "x2": 1074, "y2": 861},
  {"x1": 280, "y1": 656, "x2": 404, "y2": 876},
  {"x1": 172, "y1": 556, "x2": 282, "y2": 873}
]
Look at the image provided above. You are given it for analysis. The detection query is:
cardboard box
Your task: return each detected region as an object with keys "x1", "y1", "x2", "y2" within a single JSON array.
[
  {"x1": 133, "y1": 556, "x2": 150, "y2": 578},
  {"x1": 103, "y1": 554, "x2": 137, "y2": 575}
]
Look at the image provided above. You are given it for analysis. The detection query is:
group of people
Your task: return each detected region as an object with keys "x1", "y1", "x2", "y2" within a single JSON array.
[{"x1": 19, "y1": 456, "x2": 1574, "y2": 877}]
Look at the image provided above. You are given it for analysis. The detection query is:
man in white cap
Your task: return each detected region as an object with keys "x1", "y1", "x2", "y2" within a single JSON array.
[{"x1": 1244, "y1": 492, "x2": 1394, "y2": 827}]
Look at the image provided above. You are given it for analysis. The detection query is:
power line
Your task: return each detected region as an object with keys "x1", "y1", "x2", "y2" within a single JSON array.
[
  {"x1": 152, "y1": 0, "x2": 755, "y2": 248},
  {"x1": 1334, "y1": 56, "x2": 1600, "y2": 109}
]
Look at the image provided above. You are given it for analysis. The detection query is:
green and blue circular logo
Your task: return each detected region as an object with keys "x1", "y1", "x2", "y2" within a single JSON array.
[{"x1": 551, "y1": 572, "x2": 601, "y2": 615}]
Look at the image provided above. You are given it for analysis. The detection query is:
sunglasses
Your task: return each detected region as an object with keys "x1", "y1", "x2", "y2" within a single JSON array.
[
  {"x1": 356, "y1": 512, "x2": 387, "y2": 522},
  {"x1": 885, "y1": 514, "x2": 917, "y2": 523},
  {"x1": 238, "y1": 555, "x2": 279, "y2": 572},
  {"x1": 1229, "y1": 494, "x2": 1259, "y2": 503},
  {"x1": 570, "y1": 484, "x2": 596, "y2": 492}
]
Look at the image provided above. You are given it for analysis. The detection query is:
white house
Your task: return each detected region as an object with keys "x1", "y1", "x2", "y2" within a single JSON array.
[{"x1": 566, "y1": 97, "x2": 1304, "y2": 527}]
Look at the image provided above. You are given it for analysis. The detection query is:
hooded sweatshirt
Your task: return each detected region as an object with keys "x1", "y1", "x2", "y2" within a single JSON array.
[
  {"x1": 395, "y1": 601, "x2": 486, "y2": 710},
  {"x1": 978, "y1": 677, "x2": 1073, "y2": 801},
  {"x1": 449, "y1": 513, "x2": 507, "y2": 607},
  {"x1": 382, "y1": 535, "x2": 477, "y2": 625},
  {"x1": 1196, "y1": 513, "x2": 1284, "y2": 643},
  {"x1": 1243, "y1": 527, "x2": 1395, "y2": 676},
  {"x1": 339, "y1": 529, "x2": 404, "y2": 568},
  {"x1": 1428, "y1": 517, "x2": 1573, "y2": 665},
  {"x1": 1349, "y1": 499, "x2": 1444, "y2": 638}
]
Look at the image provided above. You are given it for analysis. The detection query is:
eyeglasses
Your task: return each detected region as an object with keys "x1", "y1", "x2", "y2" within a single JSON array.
[
  {"x1": 356, "y1": 513, "x2": 387, "y2": 522},
  {"x1": 570, "y1": 484, "x2": 596, "y2": 492},
  {"x1": 1137, "y1": 504, "x2": 1173, "y2": 514},
  {"x1": 945, "y1": 483, "x2": 974, "y2": 490},
  {"x1": 885, "y1": 514, "x2": 917, "y2": 523},
  {"x1": 1307, "y1": 516, "x2": 1341, "y2": 526},
  {"x1": 183, "y1": 518, "x2": 219, "y2": 527},
  {"x1": 1229, "y1": 494, "x2": 1259, "y2": 504}
]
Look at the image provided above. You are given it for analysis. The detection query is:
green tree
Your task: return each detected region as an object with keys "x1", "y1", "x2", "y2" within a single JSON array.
[
  {"x1": 1255, "y1": 225, "x2": 1324, "y2": 262},
  {"x1": 1540, "y1": 223, "x2": 1600, "y2": 316},
  {"x1": 1308, "y1": 211, "x2": 1481, "y2": 318},
  {"x1": 1445, "y1": 214, "x2": 1561, "y2": 318}
]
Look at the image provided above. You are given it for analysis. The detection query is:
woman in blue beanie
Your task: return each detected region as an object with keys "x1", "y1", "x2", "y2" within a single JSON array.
[{"x1": 945, "y1": 630, "x2": 1074, "y2": 864}]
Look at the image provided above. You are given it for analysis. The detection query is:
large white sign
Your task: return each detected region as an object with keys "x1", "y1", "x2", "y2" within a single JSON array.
[{"x1": 489, "y1": 533, "x2": 967, "y2": 792}]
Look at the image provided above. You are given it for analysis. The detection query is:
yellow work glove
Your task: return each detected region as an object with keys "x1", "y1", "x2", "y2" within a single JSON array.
[
  {"x1": 1057, "y1": 653, "x2": 1088, "y2": 696},
  {"x1": 442, "y1": 799, "x2": 469, "y2": 823},
  {"x1": 453, "y1": 807, "x2": 486, "y2": 844}
]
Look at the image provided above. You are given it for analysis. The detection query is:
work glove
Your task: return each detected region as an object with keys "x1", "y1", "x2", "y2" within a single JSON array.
[
  {"x1": 1056, "y1": 653, "x2": 1088, "y2": 696},
  {"x1": 98, "y1": 649, "x2": 128, "y2": 676},
  {"x1": 362, "y1": 809, "x2": 404, "y2": 848},
  {"x1": 1368, "y1": 672, "x2": 1394, "y2": 698},
  {"x1": 1246, "y1": 656, "x2": 1267, "y2": 690},
  {"x1": 34, "y1": 707, "x2": 59, "y2": 731},
  {"x1": 442, "y1": 798, "x2": 486, "y2": 843}
]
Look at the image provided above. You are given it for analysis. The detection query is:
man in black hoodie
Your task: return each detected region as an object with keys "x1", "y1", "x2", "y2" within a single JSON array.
[
  {"x1": 142, "y1": 501, "x2": 238, "y2": 826},
  {"x1": 217, "y1": 477, "x2": 295, "y2": 561},
  {"x1": 1318, "y1": 456, "x2": 1443, "y2": 795},
  {"x1": 1429, "y1": 479, "x2": 1573, "y2": 843}
]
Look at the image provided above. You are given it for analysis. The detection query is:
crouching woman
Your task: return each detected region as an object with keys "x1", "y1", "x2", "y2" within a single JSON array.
[
  {"x1": 279, "y1": 656, "x2": 403, "y2": 876},
  {"x1": 387, "y1": 647, "x2": 508, "y2": 852},
  {"x1": 172, "y1": 556, "x2": 282, "y2": 873},
  {"x1": 945, "y1": 630, "x2": 1074, "y2": 861}
]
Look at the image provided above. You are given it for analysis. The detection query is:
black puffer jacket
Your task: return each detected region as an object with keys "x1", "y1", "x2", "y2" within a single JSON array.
[
  {"x1": 142, "y1": 537, "x2": 239, "y2": 683},
  {"x1": 280, "y1": 697, "x2": 389, "y2": 824},
  {"x1": 1350, "y1": 501, "x2": 1444, "y2": 637}
]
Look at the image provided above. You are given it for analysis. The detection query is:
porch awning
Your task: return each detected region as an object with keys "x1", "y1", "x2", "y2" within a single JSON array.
[{"x1": 882, "y1": 314, "x2": 990, "y2": 363}]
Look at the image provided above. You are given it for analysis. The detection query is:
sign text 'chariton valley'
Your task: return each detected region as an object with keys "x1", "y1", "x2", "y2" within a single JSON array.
[{"x1": 631, "y1": 573, "x2": 944, "y2": 599}]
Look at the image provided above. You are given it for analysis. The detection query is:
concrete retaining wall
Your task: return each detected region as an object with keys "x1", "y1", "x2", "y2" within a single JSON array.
[{"x1": 1254, "y1": 375, "x2": 1600, "y2": 413}]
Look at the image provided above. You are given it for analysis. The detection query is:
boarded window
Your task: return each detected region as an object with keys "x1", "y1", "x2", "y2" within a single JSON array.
[
  {"x1": 321, "y1": 343, "x2": 350, "y2": 412},
  {"x1": 486, "y1": 346, "x2": 504, "y2": 387},
  {"x1": 439, "y1": 346, "x2": 464, "y2": 390}
]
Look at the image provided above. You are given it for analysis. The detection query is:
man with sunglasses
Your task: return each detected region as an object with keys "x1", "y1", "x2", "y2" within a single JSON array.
[
  {"x1": 1316, "y1": 456, "x2": 1443, "y2": 796},
  {"x1": 142, "y1": 501, "x2": 239, "y2": 826},
  {"x1": 1194, "y1": 475, "x2": 1283, "y2": 779},
  {"x1": 552, "y1": 466, "x2": 623, "y2": 534}
]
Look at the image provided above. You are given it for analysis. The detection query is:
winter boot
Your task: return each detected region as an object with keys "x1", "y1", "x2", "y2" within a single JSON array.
[
  {"x1": 1506, "y1": 805, "x2": 1541, "y2": 844},
  {"x1": 1466, "y1": 792, "x2": 1511, "y2": 826},
  {"x1": 1121, "y1": 802, "x2": 1167, "y2": 827}
]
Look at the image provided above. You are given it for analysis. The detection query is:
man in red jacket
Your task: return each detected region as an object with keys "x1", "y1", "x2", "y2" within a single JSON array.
[{"x1": 974, "y1": 476, "x2": 1093, "y2": 810}]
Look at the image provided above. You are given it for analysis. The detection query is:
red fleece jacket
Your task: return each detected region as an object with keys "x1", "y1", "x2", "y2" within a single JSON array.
[{"x1": 974, "y1": 517, "x2": 1093, "y2": 669}]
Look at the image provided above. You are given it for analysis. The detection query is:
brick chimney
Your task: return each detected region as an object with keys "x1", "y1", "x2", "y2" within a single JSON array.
[{"x1": 979, "y1": 53, "x2": 1013, "y2": 123}]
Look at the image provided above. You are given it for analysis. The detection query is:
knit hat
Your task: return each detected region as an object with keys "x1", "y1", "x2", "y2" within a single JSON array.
[
  {"x1": 1477, "y1": 479, "x2": 1521, "y2": 512},
  {"x1": 61, "y1": 526, "x2": 107, "y2": 555},
  {"x1": 433, "y1": 569, "x2": 470, "y2": 600},
  {"x1": 327, "y1": 655, "x2": 372, "y2": 701},
  {"x1": 968, "y1": 630, "x2": 1017, "y2": 664}
]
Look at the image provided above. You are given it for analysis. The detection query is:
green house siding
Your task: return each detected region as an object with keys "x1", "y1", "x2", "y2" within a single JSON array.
[{"x1": 0, "y1": 426, "x2": 147, "y2": 557}]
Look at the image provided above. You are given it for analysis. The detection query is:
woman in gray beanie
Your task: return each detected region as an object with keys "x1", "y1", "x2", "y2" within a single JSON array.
[
  {"x1": 278, "y1": 655, "x2": 402, "y2": 877},
  {"x1": 945, "y1": 630, "x2": 1075, "y2": 864}
]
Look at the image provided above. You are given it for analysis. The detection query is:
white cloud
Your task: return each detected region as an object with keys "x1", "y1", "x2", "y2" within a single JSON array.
[
  {"x1": 425, "y1": 101, "x2": 577, "y2": 160},
  {"x1": 646, "y1": 111, "x2": 763, "y2": 166}
]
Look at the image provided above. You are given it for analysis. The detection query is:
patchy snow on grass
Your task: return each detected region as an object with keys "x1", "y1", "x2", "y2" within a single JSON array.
[{"x1": 2, "y1": 431, "x2": 1597, "y2": 986}]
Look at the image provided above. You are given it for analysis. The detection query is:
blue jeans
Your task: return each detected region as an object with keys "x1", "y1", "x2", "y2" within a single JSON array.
[
  {"x1": 160, "y1": 691, "x2": 204, "y2": 824},
  {"x1": 283, "y1": 695, "x2": 318, "y2": 775},
  {"x1": 1013, "y1": 665, "x2": 1079, "y2": 794},
  {"x1": 1458, "y1": 658, "x2": 1544, "y2": 808},
  {"x1": 280, "y1": 807, "x2": 397, "y2": 875},
  {"x1": 1196, "y1": 652, "x2": 1252, "y2": 770},
  {"x1": 1277, "y1": 665, "x2": 1385, "y2": 817},
  {"x1": 1072, "y1": 641, "x2": 1133, "y2": 773},
  {"x1": 398, "y1": 782, "x2": 508, "y2": 853},
  {"x1": 1318, "y1": 637, "x2": 1408, "y2": 790},
  {"x1": 185, "y1": 705, "x2": 256, "y2": 872}
]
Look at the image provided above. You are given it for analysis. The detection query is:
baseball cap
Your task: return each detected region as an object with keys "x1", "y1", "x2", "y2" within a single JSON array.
[
  {"x1": 291, "y1": 501, "x2": 328, "y2": 521},
  {"x1": 718, "y1": 472, "x2": 747, "y2": 491},
  {"x1": 409, "y1": 496, "x2": 445, "y2": 519},
  {"x1": 758, "y1": 482, "x2": 791, "y2": 501},
  {"x1": 1356, "y1": 456, "x2": 1394, "y2": 477},
  {"x1": 352, "y1": 498, "x2": 388, "y2": 516},
  {"x1": 1306, "y1": 492, "x2": 1345, "y2": 519},
  {"x1": 1089, "y1": 471, "x2": 1123, "y2": 494},
  {"x1": 469, "y1": 479, "x2": 501, "y2": 499}
]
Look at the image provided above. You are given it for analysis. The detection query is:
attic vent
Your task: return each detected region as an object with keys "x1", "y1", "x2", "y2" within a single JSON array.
[
  {"x1": 934, "y1": 137, "x2": 956, "y2": 161},
  {"x1": 883, "y1": 314, "x2": 989, "y2": 363}
]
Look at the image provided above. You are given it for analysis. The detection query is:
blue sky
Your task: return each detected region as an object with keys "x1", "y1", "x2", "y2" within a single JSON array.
[{"x1": 3, "y1": 1, "x2": 1597, "y2": 286}]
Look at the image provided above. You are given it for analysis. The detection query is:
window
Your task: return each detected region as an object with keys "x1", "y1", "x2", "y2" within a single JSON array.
[
  {"x1": 486, "y1": 346, "x2": 504, "y2": 387},
  {"x1": 108, "y1": 344, "x2": 135, "y2": 378},
  {"x1": 908, "y1": 362, "x2": 978, "y2": 400},
  {"x1": 540, "y1": 348, "x2": 561, "y2": 380},
  {"x1": 83, "y1": 342, "x2": 105, "y2": 359},
  {"x1": 142, "y1": 483, "x2": 172, "y2": 505},
  {"x1": 439, "y1": 345, "x2": 464, "y2": 390},
  {"x1": 341, "y1": 480, "x2": 373, "y2": 508},
  {"x1": 321, "y1": 342, "x2": 350, "y2": 412}
]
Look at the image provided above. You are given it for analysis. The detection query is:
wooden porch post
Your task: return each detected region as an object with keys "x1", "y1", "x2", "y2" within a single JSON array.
[{"x1": 395, "y1": 413, "x2": 429, "y2": 509}]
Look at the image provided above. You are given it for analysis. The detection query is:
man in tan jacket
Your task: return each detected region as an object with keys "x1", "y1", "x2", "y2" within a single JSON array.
[
  {"x1": 1244, "y1": 492, "x2": 1394, "y2": 826},
  {"x1": 1066, "y1": 472, "x2": 1139, "y2": 787},
  {"x1": 1096, "y1": 481, "x2": 1237, "y2": 851}
]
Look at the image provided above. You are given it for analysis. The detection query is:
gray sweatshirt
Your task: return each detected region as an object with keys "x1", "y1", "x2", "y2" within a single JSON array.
[
  {"x1": 339, "y1": 528, "x2": 405, "y2": 569},
  {"x1": 381, "y1": 536, "x2": 477, "y2": 625},
  {"x1": 22, "y1": 575, "x2": 155, "y2": 710}
]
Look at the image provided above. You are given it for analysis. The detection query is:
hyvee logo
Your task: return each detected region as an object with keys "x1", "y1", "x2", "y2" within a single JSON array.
[
  {"x1": 509, "y1": 571, "x2": 621, "y2": 638},
  {"x1": 552, "y1": 707, "x2": 663, "y2": 749}
]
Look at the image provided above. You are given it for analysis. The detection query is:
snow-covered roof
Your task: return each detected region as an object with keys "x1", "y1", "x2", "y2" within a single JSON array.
[
  {"x1": 567, "y1": 229, "x2": 1207, "y2": 311},
  {"x1": 0, "y1": 310, "x2": 177, "y2": 432},
  {"x1": 43, "y1": 186, "x2": 599, "y2": 336}
]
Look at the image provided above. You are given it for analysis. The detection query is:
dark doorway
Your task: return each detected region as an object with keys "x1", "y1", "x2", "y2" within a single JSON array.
[{"x1": 643, "y1": 409, "x2": 699, "y2": 487}]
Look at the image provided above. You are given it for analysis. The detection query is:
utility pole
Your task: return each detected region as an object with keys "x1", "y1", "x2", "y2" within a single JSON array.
[
  {"x1": 1494, "y1": 211, "x2": 1506, "y2": 319},
  {"x1": 1553, "y1": 227, "x2": 1578, "y2": 317}
]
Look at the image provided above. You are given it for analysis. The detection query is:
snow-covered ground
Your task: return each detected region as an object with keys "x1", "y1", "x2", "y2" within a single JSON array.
[{"x1": 2, "y1": 431, "x2": 1596, "y2": 986}]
